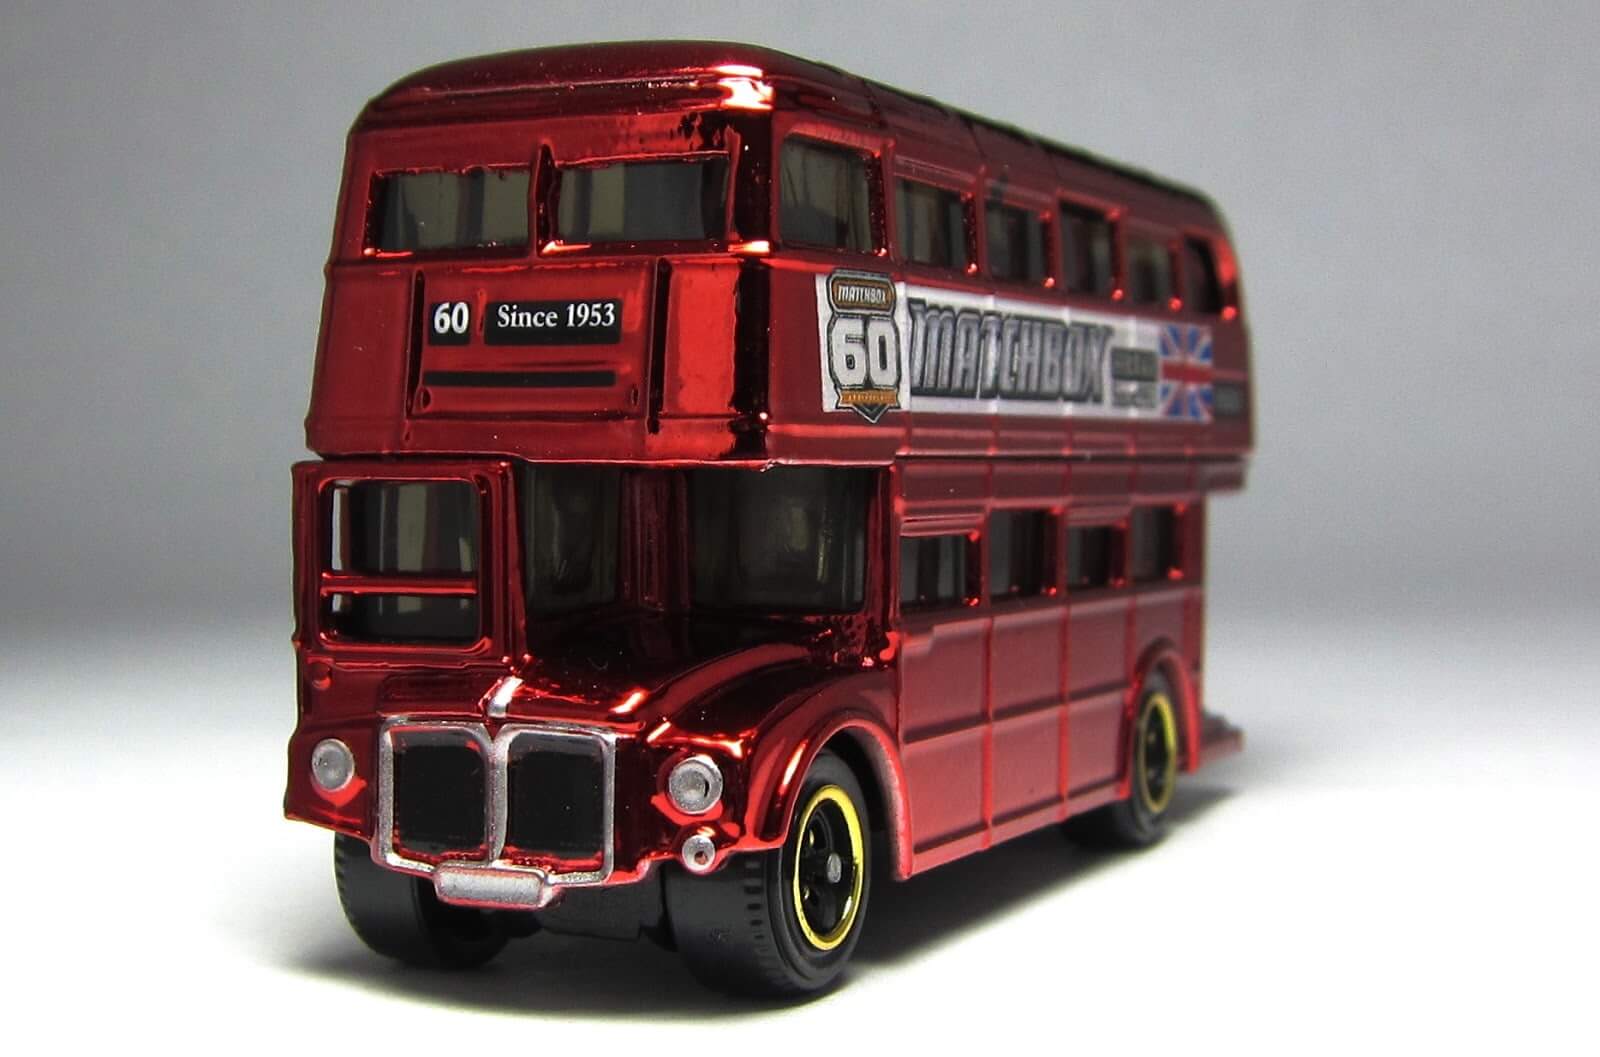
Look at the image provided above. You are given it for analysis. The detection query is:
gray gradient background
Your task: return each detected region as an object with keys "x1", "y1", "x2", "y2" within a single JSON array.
[{"x1": 1, "y1": 1, "x2": 1595, "y2": 1049}]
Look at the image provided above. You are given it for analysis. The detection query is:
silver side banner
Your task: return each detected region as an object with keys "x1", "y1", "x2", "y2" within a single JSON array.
[{"x1": 814, "y1": 270, "x2": 1214, "y2": 425}]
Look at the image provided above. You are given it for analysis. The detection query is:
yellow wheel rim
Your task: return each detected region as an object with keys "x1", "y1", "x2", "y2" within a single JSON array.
[
  {"x1": 790, "y1": 784, "x2": 865, "y2": 951},
  {"x1": 1135, "y1": 691, "x2": 1179, "y2": 815}
]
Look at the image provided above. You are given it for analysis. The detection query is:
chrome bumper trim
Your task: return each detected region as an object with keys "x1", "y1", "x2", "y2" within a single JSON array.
[
  {"x1": 374, "y1": 717, "x2": 617, "y2": 890},
  {"x1": 433, "y1": 863, "x2": 558, "y2": 910}
]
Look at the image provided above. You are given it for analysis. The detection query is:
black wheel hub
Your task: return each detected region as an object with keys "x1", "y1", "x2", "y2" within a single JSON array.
[{"x1": 797, "y1": 801, "x2": 856, "y2": 939}]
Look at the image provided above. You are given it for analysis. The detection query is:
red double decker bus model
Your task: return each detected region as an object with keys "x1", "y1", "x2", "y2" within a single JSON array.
[{"x1": 287, "y1": 42, "x2": 1252, "y2": 996}]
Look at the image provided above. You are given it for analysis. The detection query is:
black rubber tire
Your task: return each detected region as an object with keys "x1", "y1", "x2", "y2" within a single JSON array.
[
  {"x1": 664, "y1": 750, "x2": 872, "y2": 997},
  {"x1": 1065, "y1": 671, "x2": 1181, "y2": 849},
  {"x1": 333, "y1": 834, "x2": 512, "y2": 969}
]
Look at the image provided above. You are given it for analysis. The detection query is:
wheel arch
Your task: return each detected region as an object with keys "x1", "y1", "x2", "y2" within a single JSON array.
[
  {"x1": 1130, "y1": 638, "x2": 1200, "y2": 772},
  {"x1": 748, "y1": 708, "x2": 913, "y2": 882}
]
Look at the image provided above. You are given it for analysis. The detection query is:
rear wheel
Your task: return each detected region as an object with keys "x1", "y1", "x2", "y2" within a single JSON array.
[
  {"x1": 1066, "y1": 673, "x2": 1181, "y2": 848},
  {"x1": 664, "y1": 750, "x2": 872, "y2": 997},
  {"x1": 333, "y1": 834, "x2": 512, "y2": 969}
]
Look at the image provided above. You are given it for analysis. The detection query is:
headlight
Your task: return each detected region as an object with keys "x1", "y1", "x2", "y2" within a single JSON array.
[
  {"x1": 311, "y1": 738, "x2": 355, "y2": 793},
  {"x1": 667, "y1": 754, "x2": 723, "y2": 815}
]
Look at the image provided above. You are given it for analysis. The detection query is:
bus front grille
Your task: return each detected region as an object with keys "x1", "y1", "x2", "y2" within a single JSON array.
[
  {"x1": 390, "y1": 733, "x2": 488, "y2": 859},
  {"x1": 378, "y1": 720, "x2": 615, "y2": 883},
  {"x1": 504, "y1": 735, "x2": 608, "y2": 863}
]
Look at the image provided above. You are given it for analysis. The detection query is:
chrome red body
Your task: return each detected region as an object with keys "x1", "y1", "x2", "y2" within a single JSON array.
[{"x1": 287, "y1": 42, "x2": 1250, "y2": 901}]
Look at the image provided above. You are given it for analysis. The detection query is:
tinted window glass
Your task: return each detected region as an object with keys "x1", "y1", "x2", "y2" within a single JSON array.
[
  {"x1": 896, "y1": 180, "x2": 969, "y2": 270},
  {"x1": 989, "y1": 510, "x2": 1051, "y2": 599},
  {"x1": 1182, "y1": 237, "x2": 1224, "y2": 313},
  {"x1": 555, "y1": 158, "x2": 729, "y2": 243},
  {"x1": 371, "y1": 169, "x2": 528, "y2": 252},
  {"x1": 780, "y1": 139, "x2": 873, "y2": 252},
  {"x1": 1127, "y1": 237, "x2": 1173, "y2": 306},
  {"x1": 1066, "y1": 525, "x2": 1116, "y2": 590},
  {"x1": 1129, "y1": 507, "x2": 1179, "y2": 583},
  {"x1": 334, "y1": 481, "x2": 478, "y2": 574},
  {"x1": 901, "y1": 534, "x2": 969, "y2": 611},
  {"x1": 327, "y1": 480, "x2": 480, "y2": 643},
  {"x1": 691, "y1": 468, "x2": 869, "y2": 612},
  {"x1": 518, "y1": 465, "x2": 621, "y2": 616},
  {"x1": 986, "y1": 201, "x2": 1047, "y2": 282},
  {"x1": 1060, "y1": 202, "x2": 1115, "y2": 296},
  {"x1": 328, "y1": 593, "x2": 478, "y2": 644}
]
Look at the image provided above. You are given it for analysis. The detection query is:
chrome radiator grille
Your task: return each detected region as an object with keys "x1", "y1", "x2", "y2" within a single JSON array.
[{"x1": 376, "y1": 719, "x2": 615, "y2": 885}]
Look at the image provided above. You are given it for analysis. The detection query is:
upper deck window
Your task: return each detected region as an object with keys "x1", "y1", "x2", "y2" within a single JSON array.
[
  {"x1": 896, "y1": 180, "x2": 969, "y2": 271},
  {"x1": 554, "y1": 158, "x2": 729, "y2": 244},
  {"x1": 780, "y1": 139, "x2": 874, "y2": 253},
  {"x1": 1181, "y1": 236, "x2": 1224, "y2": 314},
  {"x1": 690, "y1": 468, "x2": 869, "y2": 613},
  {"x1": 369, "y1": 169, "x2": 529, "y2": 253},
  {"x1": 1127, "y1": 236, "x2": 1174, "y2": 306},
  {"x1": 985, "y1": 201, "x2": 1047, "y2": 283},
  {"x1": 1060, "y1": 202, "x2": 1116, "y2": 296}
]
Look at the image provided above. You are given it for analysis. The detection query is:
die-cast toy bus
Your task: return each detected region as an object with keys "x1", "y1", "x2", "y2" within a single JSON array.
[{"x1": 287, "y1": 41, "x2": 1251, "y2": 996}]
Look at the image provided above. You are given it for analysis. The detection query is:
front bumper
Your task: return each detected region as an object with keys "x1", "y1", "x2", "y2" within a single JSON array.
[{"x1": 432, "y1": 862, "x2": 559, "y2": 910}]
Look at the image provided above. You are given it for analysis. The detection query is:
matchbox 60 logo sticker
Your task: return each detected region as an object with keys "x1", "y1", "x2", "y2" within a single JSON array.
[
  {"x1": 818, "y1": 272, "x2": 903, "y2": 423},
  {"x1": 814, "y1": 269, "x2": 1216, "y2": 425}
]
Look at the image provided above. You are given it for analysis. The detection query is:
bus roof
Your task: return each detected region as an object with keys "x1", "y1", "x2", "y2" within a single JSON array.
[{"x1": 363, "y1": 40, "x2": 1212, "y2": 209}]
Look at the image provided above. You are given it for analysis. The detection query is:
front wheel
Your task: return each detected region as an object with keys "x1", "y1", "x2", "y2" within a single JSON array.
[
  {"x1": 664, "y1": 750, "x2": 872, "y2": 997},
  {"x1": 1066, "y1": 673, "x2": 1182, "y2": 848},
  {"x1": 333, "y1": 834, "x2": 512, "y2": 969}
]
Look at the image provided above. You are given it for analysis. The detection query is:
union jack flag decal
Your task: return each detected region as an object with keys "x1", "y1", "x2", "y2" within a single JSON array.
[{"x1": 1158, "y1": 324, "x2": 1214, "y2": 423}]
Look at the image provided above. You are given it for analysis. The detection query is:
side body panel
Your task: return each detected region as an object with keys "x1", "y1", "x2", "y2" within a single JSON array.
[{"x1": 892, "y1": 457, "x2": 1211, "y2": 874}]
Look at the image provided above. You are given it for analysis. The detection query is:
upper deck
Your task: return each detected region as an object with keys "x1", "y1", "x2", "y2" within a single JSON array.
[{"x1": 306, "y1": 42, "x2": 1253, "y2": 471}]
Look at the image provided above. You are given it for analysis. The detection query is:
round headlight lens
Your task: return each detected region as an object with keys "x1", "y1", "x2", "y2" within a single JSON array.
[
  {"x1": 311, "y1": 738, "x2": 355, "y2": 793},
  {"x1": 667, "y1": 755, "x2": 723, "y2": 815}
]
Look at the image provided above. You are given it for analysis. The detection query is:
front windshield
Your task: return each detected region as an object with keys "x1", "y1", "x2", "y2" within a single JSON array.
[
  {"x1": 555, "y1": 157, "x2": 729, "y2": 243},
  {"x1": 518, "y1": 464, "x2": 621, "y2": 617},
  {"x1": 690, "y1": 468, "x2": 869, "y2": 613}
]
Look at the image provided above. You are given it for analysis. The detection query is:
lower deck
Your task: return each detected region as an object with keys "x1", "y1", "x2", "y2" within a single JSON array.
[
  {"x1": 290, "y1": 451, "x2": 1244, "y2": 879},
  {"x1": 887, "y1": 455, "x2": 1235, "y2": 870}
]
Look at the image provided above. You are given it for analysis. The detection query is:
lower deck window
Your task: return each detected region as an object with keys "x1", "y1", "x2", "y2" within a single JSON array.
[
  {"x1": 690, "y1": 468, "x2": 869, "y2": 613},
  {"x1": 989, "y1": 510, "x2": 1052, "y2": 599},
  {"x1": 1066, "y1": 525, "x2": 1117, "y2": 590},
  {"x1": 1129, "y1": 507, "x2": 1180, "y2": 583},
  {"x1": 900, "y1": 533, "x2": 970, "y2": 612}
]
